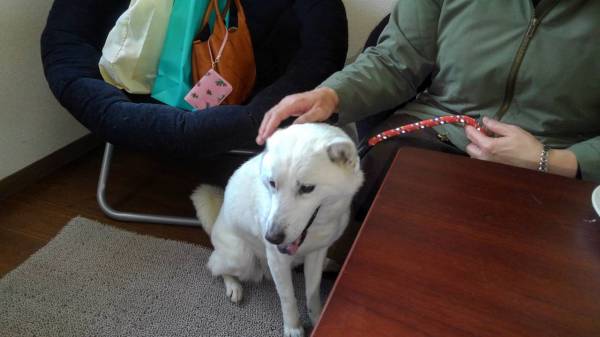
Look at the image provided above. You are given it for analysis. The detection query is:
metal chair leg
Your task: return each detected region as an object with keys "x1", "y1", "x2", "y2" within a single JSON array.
[{"x1": 96, "y1": 143, "x2": 202, "y2": 226}]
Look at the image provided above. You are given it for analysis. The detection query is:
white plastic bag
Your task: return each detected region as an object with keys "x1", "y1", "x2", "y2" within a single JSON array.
[{"x1": 99, "y1": 0, "x2": 173, "y2": 94}]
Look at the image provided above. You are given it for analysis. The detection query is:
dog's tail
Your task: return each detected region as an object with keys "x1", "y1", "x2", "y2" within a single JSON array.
[{"x1": 190, "y1": 184, "x2": 224, "y2": 235}]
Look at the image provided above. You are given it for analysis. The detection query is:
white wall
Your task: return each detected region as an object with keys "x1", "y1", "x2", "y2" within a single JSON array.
[
  {"x1": 0, "y1": 0, "x2": 89, "y2": 181},
  {"x1": 343, "y1": 0, "x2": 395, "y2": 62}
]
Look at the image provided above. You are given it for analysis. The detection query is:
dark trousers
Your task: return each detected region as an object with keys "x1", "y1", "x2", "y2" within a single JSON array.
[{"x1": 328, "y1": 112, "x2": 466, "y2": 263}]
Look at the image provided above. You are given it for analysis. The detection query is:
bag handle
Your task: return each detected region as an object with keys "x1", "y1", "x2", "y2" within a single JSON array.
[
  {"x1": 222, "y1": 0, "x2": 246, "y2": 30},
  {"x1": 230, "y1": 0, "x2": 246, "y2": 29},
  {"x1": 199, "y1": 0, "x2": 229, "y2": 31},
  {"x1": 200, "y1": 0, "x2": 247, "y2": 32}
]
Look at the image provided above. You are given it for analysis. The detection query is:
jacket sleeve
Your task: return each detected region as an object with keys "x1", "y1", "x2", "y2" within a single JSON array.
[
  {"x1": 568, "y1": 136, "x2": 600, "y2": 182},
  {"x1": 320, "y1": 0, "x2": 441, "y2": 125}
]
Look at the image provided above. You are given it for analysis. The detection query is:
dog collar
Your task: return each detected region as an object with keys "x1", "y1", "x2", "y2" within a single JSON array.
[
  {"x1": 277, "y1": 206, "x2": 320, "y2": 255},
  {"x1": 298, "y1": 205, "x2": 320, "y2": 246}
]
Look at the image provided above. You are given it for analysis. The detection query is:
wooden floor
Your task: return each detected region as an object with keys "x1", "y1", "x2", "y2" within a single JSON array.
[{"x1": 0, "y1": 146, "x2": 250, "y2": 277}]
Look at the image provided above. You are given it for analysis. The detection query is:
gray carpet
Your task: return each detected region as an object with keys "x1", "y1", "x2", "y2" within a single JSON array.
[{"x1": 0, "y1": 217, "x2": 333, "y2": 337}]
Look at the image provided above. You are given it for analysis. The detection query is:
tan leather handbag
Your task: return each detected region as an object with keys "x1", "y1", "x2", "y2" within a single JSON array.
[{"x1": 191, "y1": 0, "x2": 256, "y2": 105}]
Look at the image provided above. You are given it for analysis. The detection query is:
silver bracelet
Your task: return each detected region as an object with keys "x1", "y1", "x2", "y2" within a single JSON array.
[{"x1": 538, "y1": 145, "x2": 550, "y2": 172}]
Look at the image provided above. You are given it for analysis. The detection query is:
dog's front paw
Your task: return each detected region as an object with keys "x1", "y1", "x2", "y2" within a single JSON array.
[
  {"x1": 308, "y1": 308, "x2": 321, "y2": 326},
  {"x1": 223, "y1": 275, "x2": 243, "y2": 303},
  {"x1": 283, "y1": 325, "x2": 304, "y2": 337}
]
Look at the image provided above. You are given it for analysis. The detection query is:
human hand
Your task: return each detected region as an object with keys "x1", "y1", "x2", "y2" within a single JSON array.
[
  {"x1": 464, "y1": 117, "x2": 544, "y2": 171},
  {"x1": 465, "y1": 117, "x2": 579, "y2": 177},
  {"x1": 256, "y1": 87, "x2": 339, "y2": 145}
]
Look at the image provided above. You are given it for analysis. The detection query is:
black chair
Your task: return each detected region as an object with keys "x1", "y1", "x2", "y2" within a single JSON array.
[{"x1": 41, "y1": 0, "x2": 348, "y2": 226}]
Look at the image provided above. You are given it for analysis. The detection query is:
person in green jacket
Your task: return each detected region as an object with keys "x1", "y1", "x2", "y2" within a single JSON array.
[{"x1": 255, "y1": 0, "x2": 599, "y2": 185}]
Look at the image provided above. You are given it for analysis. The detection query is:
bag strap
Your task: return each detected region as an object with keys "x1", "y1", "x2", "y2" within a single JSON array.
[
  {"x1": 208, "y1": 30, "x2": 229, "y2": 68},
  {"x1": 229, "y1": 0, "x2": 247, "y2": 30},
  {"x1": 199, "y1": 0, "x2": 246, "y2": 32},
  {"x1": 227, "y1": 0, "x2": 238, "y2": 29},
  {"x1": 227, "y1": 0, "x2": 246, "y2": 31},
  {"x1": 200, "y1": 0, "x2": 228, "y2": 31}
]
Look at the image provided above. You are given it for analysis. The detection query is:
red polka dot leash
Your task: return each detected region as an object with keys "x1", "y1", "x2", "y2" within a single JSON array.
[{"x1": 367, "y1": 115, "x2": 489, "y2": 147}]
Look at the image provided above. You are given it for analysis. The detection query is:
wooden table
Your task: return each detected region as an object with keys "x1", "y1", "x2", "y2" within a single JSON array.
[{"x1": 312, "y1": 147, "x2": 600, "y2": 337}]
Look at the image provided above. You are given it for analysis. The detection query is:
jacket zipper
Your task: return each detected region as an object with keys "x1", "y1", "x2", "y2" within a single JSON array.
[{"x1": 495, "y1": 1, "x2": 558, "y2": 120}]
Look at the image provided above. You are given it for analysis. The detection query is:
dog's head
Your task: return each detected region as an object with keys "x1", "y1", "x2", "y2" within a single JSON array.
[{"x1": 260, "y1": 123, "x2": 364, "y2": 255}]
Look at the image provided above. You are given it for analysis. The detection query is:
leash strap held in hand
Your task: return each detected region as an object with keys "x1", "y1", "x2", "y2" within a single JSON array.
[{"x1": 368, "y1": 115, "x2": 487, "y2": 147}]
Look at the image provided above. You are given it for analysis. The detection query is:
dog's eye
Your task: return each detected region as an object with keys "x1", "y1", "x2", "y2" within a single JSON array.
[
  {"x1": 299, "y1": 184, "x2": 315, "y2": 195},
  {"x1": 269, "y1": 180, "x2": 276, "y2": 189}
]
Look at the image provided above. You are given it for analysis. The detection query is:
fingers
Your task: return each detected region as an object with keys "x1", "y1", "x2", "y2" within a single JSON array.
[
  {"x1": 256, "y1": 88, "x2": 338, "y2": 145},
  {"x1": 257, "y1": 110, "x2": 272, "y2": 143},
  {"x1": 256, "y1": 111, "x2": 273, "y2": 145},
  {"x1": 482, "y1": 116, "x2": 514, "y2": 136},
  {"x1": 257, "y1": 110, "x2": 284, "y2": 145},
  {"x1": 256, "y1": 95, "x2": 309, "y2": 145},
  {"x1": 293, "y1": 106, "x2": 327, "y2": 125},
  {"x1": 465, "y1": 125, "x2": 494, "y2": 154},
  {"x1": 465, "y1": 143, "x2": 484, "y2": 159}
]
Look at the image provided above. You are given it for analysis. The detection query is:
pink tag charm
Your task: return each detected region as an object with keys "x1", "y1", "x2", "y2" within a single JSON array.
[{"x1": 185, "y1": 69, "x2": 233, "y2": 110}]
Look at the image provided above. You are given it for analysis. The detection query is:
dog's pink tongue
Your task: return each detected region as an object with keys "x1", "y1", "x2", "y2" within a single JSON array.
[
  {"x1": 286, "y1": 239, "x2": 301, "y2": 255},
  {"x1": 278, "y1": 237, "x2": 302, "y2": 255}
]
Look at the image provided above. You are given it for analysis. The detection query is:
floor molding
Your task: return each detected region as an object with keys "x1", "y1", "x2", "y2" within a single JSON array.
[{"x1": 0, "y1": 135, "x2": 102, "y2": 200}]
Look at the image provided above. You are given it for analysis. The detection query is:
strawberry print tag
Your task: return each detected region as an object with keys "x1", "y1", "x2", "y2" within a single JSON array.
[{"x1": 185, "y1": 69, "x2": 233, "y2": 110}]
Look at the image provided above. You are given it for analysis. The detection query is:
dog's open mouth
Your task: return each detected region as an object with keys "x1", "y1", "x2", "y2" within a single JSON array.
[{"x1": 277, "y1": 206, "x2": 320, "y2": 255}]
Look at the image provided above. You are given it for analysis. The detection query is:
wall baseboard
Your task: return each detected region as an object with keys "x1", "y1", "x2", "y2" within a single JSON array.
[{"x1": 0, "y1": 134, "x2": 102, "y2": 200}]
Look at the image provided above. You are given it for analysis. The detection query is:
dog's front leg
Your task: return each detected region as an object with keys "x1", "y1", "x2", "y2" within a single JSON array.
[
  {"x1": 304, "y1": 248, "x2": 327, "y2": 325},
  {"x1": 267, "y1": 248, "x2": 303, "y2": 337}
]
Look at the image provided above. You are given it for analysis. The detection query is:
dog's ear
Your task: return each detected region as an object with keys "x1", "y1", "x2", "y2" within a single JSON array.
[{"x1": 326, "y1": 138, "x2": 357, "y2": 167}]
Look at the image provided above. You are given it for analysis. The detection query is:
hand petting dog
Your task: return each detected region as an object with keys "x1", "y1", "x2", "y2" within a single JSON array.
[{"x1": 256, "y1": 87, "x2": 339, "y2": 145}]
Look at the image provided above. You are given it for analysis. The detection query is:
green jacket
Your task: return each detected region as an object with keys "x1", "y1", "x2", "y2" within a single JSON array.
[{"x1": 322, "y1": 0, "x2": 599, "y2": 181}]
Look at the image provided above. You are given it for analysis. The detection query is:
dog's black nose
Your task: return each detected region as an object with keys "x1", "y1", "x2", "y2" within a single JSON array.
[{"x1": 265, "y1": 229, "x2": 285, "y2": 245}]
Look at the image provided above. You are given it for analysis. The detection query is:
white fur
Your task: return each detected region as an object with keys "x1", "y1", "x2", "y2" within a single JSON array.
[
  {"x1": 190, "y1": 184, "x2": 224, "y2": 235},
  {"x1": 191, "y1": 123, "x2": 363, "y2": 337}
]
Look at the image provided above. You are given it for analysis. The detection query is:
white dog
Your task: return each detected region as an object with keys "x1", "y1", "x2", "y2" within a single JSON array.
[{"x1": 191, "y1": 123, "x2": 363, "y2": 337}]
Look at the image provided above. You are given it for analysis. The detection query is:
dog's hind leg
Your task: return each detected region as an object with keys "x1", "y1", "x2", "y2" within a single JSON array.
[
  {"x1": 304, "y1": 248, "x2": 327, "y2": 325},
  {"x1": 207, "y1": 236, "x2": 256, "y2": 304},
  {"x1": 266, "y1": 248, "x2": 303, "y2": 337},
  {"x1": 223, "y1": 274, "x2": 243, "y2": 303}
]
